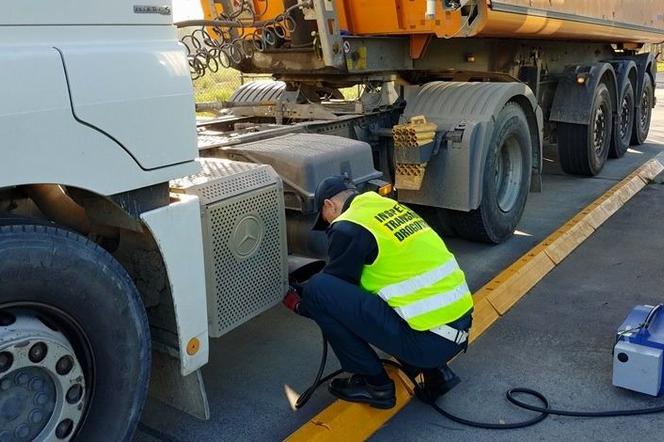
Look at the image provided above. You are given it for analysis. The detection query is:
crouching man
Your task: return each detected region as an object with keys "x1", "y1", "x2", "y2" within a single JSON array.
[{"x1": 283, "y1": 176, "x2": 473, "y2": 408}]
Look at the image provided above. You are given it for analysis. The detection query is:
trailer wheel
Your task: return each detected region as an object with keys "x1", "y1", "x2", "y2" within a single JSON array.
[
  {"x1": 558, "y1": 82, "x2": 613, "y2": 176},
  {"x1": 609, "y1": 81, "x2": 635, "y2": 158},
  {"x1": 450, "y1": 102, "x2": 532, "y2": 243},
  {"x1": 0, "y1": 224, "x2": 150, "y2": 441},
  {"x1": 631, "y1": 74, "x2": 653, "y2": 145}
]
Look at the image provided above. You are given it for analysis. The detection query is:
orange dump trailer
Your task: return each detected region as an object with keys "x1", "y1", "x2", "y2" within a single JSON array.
[
  {"x1": 336, "y1": 0, "x2": 664, "y2": 43},
  {"x1": 190, "y1": 0, "x2": 662, "y2": 244},
  {"x1": 202, "y1": 1, "x2": 664, "y2": 50}
]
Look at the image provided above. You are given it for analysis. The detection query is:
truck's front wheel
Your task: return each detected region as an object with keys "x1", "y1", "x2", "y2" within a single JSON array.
[{"x1": 0, "y1": 224, "x2": 150, "y2": 441}]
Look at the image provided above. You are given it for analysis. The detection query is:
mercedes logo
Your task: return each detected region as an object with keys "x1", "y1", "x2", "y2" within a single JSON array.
[{"x1": 230, "y1": 214, "x2": 264, "y2": 259}]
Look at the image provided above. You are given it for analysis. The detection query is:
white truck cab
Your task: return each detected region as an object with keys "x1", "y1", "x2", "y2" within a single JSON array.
[{"x1": 0, "y1": 2, "x2": 215, "y2": 439}]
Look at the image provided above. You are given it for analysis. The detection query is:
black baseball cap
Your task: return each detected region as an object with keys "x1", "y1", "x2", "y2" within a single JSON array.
[{"x1": 312, "y1": 176, "x2": 357, "y2": 231}]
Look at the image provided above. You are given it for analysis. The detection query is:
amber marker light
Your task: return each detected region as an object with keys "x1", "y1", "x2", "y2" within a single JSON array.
[
  {"x1": 378, "y1": 183, "x2": 393, "y2": 196},
  {"x1": 186, "y1": 337, "x2": 200, "y2": 355}
]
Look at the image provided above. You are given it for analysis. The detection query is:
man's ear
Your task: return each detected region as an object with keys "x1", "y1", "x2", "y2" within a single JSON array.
[{"x1": 323, "y1": 199, "x2": 334, "y2": 209}]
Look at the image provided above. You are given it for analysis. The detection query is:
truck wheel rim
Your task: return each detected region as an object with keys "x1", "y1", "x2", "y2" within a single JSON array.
[
  {"x1": 495, "y1": 135, "x2": 523, "y2": 213},
  {"x1": 593, "y1": 105, "x2": 608, "y2": 155},
  {"x1": 639, "y1": 88, "x2": 650, "y2": 133},
  {"x1": 0, "y1": 309, "x2": 89, "y2": 441},
  {"x1": 619, "y1": 95, "x2": 632, "y2": 141}
]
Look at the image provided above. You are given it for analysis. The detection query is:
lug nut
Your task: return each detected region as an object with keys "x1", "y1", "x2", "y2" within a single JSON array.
[
  {"x1": 15, "y1": 372, "x2": 29, "y2": 386},
  {"x1": 55, "y1": 356, "x2": 74, "y2": 376},
  {"x1": 28, "y1": 342, "x2": 47, "y2": 363},
  {"x1": 14, "y1": 424, "x2": 30, "y2": 439},
  {"x1": 0, "y1": 352, "x2": 13, "y2": 373},
  {"x1": 66, "y1": 384, "x2": 83, "y2": 404},
  {"x1": 34, "y1": 392, "x2": 49, "y2": 406},
  {"x1": 55, "y1": 419, "x2": 74, "y2": 439},
  {"x1": 30, "y1": 408, "x2": 44, "y2": 423},
  {"x1": 29, "y1": 377, "x2": 45, "y2": 392},
  {"x1": 0, "y1": 312, "x2": 16, "y2": 326},
  {"x1": 0, "y1": 379, "x2": 11, "y2": 391},
  {"x1": 0, "y1": 431, "x2": 11, "y2": 442}
]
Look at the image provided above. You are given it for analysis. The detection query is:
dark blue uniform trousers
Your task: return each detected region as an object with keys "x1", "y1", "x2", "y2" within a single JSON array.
[{"x1": 302, "y1": 272, "x2": 472, "y2": 376}]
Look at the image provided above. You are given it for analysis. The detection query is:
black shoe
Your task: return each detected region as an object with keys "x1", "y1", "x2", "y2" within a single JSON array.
[
  {"x1": 417, "y1": 365, "x2": 461, "y2": 403},
  {"x1": 328, "y1": 374, "x2": 396, "y2": 409}
]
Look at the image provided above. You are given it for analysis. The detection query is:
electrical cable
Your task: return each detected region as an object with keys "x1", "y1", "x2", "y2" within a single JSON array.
[
  {"x1": 175, "y1": 1, "x2": 312, "y2": 79},
  {"x1": 613, "y1": 304, "x2": 663, "y2": 347},
  {"x1": 644, "y1": 304, "x2": 663, "y2": 329},
  {"x1": 296, "y1": 331, "x2": 664, "y2": 429}
]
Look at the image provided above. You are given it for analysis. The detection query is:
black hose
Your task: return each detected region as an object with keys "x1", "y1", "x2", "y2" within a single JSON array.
[
  {"x1": 294, "y1": 335, "x2": 342, "y2": 409},
  {"x1": 296, "y1": 332, "x2": 664, "y2": 429},
  {"x1": 505, "y1": 389, "x2": 664, "y2": 418},
  {"x1": 427, "y1": 389, "x2": 549, "y2": 429}
]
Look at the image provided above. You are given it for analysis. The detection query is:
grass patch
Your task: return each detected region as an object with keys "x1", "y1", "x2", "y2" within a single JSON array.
[
  {"x1": 658, "y1": 61, "x2": 664, "y2": 73},
  {"x1": 340, "y1": 85, "x2": 361, "y2": 100},
  {"x1": 193, "y1": 69, "x2": 243, "y2": 103}
]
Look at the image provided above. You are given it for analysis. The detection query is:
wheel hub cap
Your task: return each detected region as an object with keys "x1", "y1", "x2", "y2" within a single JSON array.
[
  {"x1": 593, "y1": 106, "x2": 607, "y2": 154},
  {"x1": 619, "y1": 96, "x2": 631, "y2": 139},
  {"x1": 640, "y1": 90, "x2": 650, "y2": 130},
  {"x1": 0, "y1": 312, "x2": 86, "y2": 441},
  {"x1": 494, "y1": 136, "x2": 523, "y2": 213}
]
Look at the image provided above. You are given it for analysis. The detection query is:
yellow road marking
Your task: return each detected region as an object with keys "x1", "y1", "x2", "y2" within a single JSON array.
[
  {"x1": 286, "y1": 366, "x2": 414, "y2": 442},
  {"x1": 285, "y1": 157, "x2": 664, "y2": 442}
]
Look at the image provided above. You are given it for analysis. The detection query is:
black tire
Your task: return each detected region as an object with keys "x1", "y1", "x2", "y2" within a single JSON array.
[
  {"x1": 0, "y1": 224, "x2": 150, "y2": 441},
  {"x1": 413, "y1": 204, "x2": 457, "y2": 239},
  {"x1": 448, "y1": 102, "x2": 532, "y2": 243},
  {"x1": 631, "y1": 74, "x2": 654, "y2": 145},
  {"x1": 229, "y1": 80, "x2": 285, "y2": 104},
  {"x1": 558, "y1": 82, "x2": 613, "y2": 176},
  {"x1": 609, "y1": 81, "x2": 635, "y2": 158}
]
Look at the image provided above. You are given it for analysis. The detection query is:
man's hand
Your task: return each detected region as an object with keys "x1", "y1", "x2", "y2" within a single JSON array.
[{"x1": 283, "y1": 286, "x2": 302, "y2": 314}]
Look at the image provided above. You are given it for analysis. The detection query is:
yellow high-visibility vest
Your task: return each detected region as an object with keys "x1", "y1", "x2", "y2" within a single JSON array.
[{"x1": 333, "y1": 192, "x2": 473, "y2": 331}]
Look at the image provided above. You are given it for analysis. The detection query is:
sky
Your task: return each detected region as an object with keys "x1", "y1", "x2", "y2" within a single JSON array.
[{"x1": 172, "y1": 0, "x2": 203, "y2": 21}]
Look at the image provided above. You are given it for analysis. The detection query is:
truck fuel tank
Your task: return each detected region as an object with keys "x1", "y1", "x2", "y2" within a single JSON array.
[{"x1": 208, "y1": 133, "x2": 382, "y2": 214}]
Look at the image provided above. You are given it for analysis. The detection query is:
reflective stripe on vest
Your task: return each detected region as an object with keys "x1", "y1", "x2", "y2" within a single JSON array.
[
  {"x1": 394, "y1": 281, "x2": 470, "y2": 320},
  {"x1": 377, "y1": 258, "x2": 461, "y2": 301},
  {"x1": 332, "y1": 192, "x2": 473, "y2": 331}
]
